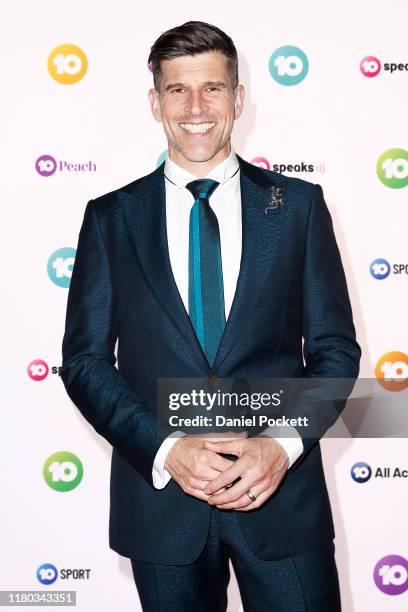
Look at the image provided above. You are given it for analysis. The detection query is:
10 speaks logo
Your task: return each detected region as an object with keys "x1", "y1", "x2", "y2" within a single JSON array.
[
  {"x1": 373, "y1": 555, "x2": 408, "y2": 596},
  {"x1": 43, "y1": 452, "x2": 83, "y2": 492},
  {"x1": 360, "y1": 56, "x2": 382, "y2": 77},
  {"x1": 47, "y1": 44, "x2": 87, "y2": 84},
  {"x1": 360, "y1": 55, "x2": 408, "y2": 78},
  {"x1": 375, "y1": 352, "x2": 408, "y2": 391},
  {"x1": 351, "y1": 462, "x2": 372, "y2": 483},
  {"x1": 268, "y1": 45, "x2": 309, "y2": 86},
  {"x1": 377, "y1": 148, "x2": 408, "y2": 188},
  {"x1": 47, "y1": 247, "x2": 76, "y2": 288},
  {"x1": 27, "y1": 359, "x2": 49, "y2": 381}
]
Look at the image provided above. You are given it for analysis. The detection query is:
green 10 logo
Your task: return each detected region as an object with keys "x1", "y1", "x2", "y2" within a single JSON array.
[
  {"x1": 43, "y1": 451, "x2": 83, "y2": 492},
  {"x1": 377, "y1": 148, "x2": 408, "y2": 188}
]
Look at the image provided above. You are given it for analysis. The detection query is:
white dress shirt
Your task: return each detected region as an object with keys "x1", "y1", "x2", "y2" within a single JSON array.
[{"x1": 152, "y1": 147, "x2": 303, "y2": 489}]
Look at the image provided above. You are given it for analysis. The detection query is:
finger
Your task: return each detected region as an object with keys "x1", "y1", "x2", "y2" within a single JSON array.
[
  {"x1": 188, "y1": 476, "x2": 228, "y2": 494},
  {"x1": 216, "y1": 483, "x2": 276, "y2": 511},
  {"x1": 208, "y1": 474, "x2": 261, "y2": 506},
  {"x1": 193, "y1": 466, "x2": 230, "y2": 481},
  {"x1": 204, "y1": 457, "x2": 247, "y2": 494},
  {"x1": 207, "y1": 453, "x2": 236, "y2": 472},
  {"x1": 203, "y1": 440, "x2": 243, "y2": 457},
  {"x1": 182, "y1": 485, "x2": 211, "y2": 502}
]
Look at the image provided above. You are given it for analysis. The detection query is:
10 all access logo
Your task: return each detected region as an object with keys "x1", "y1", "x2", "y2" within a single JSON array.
[
  {"x1": 377, "y1": 149, "x2": 408, "y2": 188},
  {"x1": 351, "y1": 462, "x2": 372, "y2": 483},
  {"x1": 268, "y1": 46, "x2": 309, "y2": 86}
]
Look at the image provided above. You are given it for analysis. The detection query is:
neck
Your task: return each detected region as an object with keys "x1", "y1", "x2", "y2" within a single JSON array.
[{"x1": 168, "y1": 142, "x2": 231, "y2": 178}]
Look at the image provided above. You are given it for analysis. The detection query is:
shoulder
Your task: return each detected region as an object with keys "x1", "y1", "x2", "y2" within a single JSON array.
[{"x1": 87, "y1": 164, "x2": 163, "y2": 216}]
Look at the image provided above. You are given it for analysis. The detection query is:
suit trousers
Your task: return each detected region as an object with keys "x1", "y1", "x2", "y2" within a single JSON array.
[{"x1": 130, "y1": 507, "x2": 342, "y2": 612}]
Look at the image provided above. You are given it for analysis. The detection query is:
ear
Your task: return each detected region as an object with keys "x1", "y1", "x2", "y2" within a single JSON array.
[
  {"x1": 233, "y1": 84, "x2": 245, "y2": 120},
  {"x1": 148, "y1": 88, "x2": 163, "y2": 123}
]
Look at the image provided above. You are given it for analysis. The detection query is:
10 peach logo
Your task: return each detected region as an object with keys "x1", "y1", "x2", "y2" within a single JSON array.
[
  {"x1": 47, "y1": 44, "x2": 87, "y2": 84},
  {"x1": 377, "y1": 148, "x2": 408, "y2": 188}
]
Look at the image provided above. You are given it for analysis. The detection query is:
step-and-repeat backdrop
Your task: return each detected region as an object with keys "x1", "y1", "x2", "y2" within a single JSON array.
[{"x1": 2, "y1": 1, "x2": 407, "y2": 610}]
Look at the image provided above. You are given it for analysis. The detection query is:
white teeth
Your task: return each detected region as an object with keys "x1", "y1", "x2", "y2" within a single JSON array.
[{"x1": 180, "y1": 122, "x2": 216, "y2": 134}]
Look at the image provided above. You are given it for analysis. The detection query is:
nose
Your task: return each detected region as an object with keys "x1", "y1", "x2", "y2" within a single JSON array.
[{"x1": 185, "y1": 89, "x2": 207, "y2": 116}]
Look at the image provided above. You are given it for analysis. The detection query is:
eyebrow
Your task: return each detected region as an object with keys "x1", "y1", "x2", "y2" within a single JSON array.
[{"x1": 163, "y1": 80, "x2": 228, "y2": 92}]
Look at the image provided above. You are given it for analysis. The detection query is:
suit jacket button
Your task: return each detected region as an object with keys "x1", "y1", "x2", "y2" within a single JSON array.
[{"x1": 208, "y1": 373, "x2": 219, "y2": 386}]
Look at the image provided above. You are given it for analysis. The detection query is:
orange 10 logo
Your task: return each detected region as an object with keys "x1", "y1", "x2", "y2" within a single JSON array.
[{"x1": 375, "y1": 352, "x2": 408, "y2": 391}]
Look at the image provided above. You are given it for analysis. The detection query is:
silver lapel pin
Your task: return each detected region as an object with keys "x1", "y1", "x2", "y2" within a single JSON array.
[{"x1": 265, "y1": 185, "x2": 283, "y2": 214}]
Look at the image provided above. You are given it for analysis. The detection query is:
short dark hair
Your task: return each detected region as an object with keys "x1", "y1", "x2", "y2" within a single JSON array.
[{"x1": 148, "y1": 21, "x2": 239, "y2": 94}]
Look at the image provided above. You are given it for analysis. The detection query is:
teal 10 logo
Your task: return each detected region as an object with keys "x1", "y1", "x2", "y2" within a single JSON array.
[
  {"x1": 377, "y1": 148, "x2": 408, "y2": 188},
  {"x1": 268, "y1": 45, "x2": 309, "y2": 85},
  {"x1": 47, "y1": 247, "x2": 76, "y2": 287},
  {"x1": 43, "y1": 451, "x2": 83, "y2": 492}
]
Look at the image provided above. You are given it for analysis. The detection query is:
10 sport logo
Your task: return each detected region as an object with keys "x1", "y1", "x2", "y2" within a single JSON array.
[
  {"x1": 268, "y1": 46, "x2": 309, "y2": 86},
  {"x1": 377, "y1": 148, "x2": 408, "y2": 189},
  {"x1": 37, "y1": 563, "x2": 91, "y2": 585},
  {"x1": 370, "y1": 258, "x2": 408, "y2": 280}
]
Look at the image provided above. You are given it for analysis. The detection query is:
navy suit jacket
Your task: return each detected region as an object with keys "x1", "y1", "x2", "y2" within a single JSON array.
[{"x1": 61, "y1": 154, "x2": 361, "y2": 564}]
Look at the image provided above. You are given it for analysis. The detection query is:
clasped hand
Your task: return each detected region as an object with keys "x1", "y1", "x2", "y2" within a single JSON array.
[{"x1": 164, "y1": 436, "x2": 289, "y2": 511}]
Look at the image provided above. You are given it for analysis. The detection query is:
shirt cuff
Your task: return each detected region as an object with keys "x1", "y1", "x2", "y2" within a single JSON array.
[
  {"x1": 258, "y1": 426, "x2": 304, "y2": 469},
  {"x1": 152, "y1": 431, "x2": 186, "y2": 489}
]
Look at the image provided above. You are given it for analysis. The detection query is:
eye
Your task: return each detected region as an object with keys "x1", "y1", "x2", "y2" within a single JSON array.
[
  {"x1": 205, "y1": 86, "x2": 219, "y2": 92},
  {"x1": 171, "y1": 88, "x2": 185, "y2": 94}
]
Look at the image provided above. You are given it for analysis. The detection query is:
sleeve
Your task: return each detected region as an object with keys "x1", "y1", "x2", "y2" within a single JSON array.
[
  {"x1": 152, "y1": 431, "x2": 186, "y2": 489},
  {"x1": 258, "y1": 426, "x2": 304, "y2": 469},
  {"x1": 288, "y1": 183, "x2": 361, "y2": 470},
  {"x1": 60, "y1": 199, "x2": 167, "y2": 487}
]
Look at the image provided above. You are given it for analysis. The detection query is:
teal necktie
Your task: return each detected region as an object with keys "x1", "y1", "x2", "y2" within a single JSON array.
[{"x1": 185, "y1": 178, "x2": 226, "y2": 366}]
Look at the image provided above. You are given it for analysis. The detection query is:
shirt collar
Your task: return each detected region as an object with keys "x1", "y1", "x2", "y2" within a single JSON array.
[{"x1": 164, "y1": 147, "x2": 239, "y2": 189}]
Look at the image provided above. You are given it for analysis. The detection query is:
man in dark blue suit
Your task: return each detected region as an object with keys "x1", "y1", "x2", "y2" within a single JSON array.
[{"x1": 61, "y1": 20, "x2": 360, "y2": 611}]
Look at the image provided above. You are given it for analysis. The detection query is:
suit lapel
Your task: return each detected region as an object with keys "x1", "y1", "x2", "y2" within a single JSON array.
[{"x1": 118, "y1": 154, "x2": 288, "y2": 373}]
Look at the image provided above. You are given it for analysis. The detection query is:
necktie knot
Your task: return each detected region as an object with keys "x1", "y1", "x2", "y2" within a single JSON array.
[{"x1": 185, "y1": 178, "x2": 220, "y2": 201}]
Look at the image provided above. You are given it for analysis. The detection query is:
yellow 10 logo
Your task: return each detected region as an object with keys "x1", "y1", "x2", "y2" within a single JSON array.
[{"x1": 47, "y1": 44, "x2": 88, "y2": 84}]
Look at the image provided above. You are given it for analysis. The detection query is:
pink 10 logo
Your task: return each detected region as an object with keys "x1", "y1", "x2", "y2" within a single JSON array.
[
  {"x1": 360, "y1": 56, "x2": 381, "y2": 77},
  {"x1": 251, "y1": 157, "x2": 270, "y2": 170},
  {"x1": 27, "y1": 359, "x2": 49, "y2": 381}
]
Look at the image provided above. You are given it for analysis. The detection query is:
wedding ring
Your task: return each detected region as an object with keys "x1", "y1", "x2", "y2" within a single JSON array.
[{"x1": 246, "y1": 489, "x2": 257, "y2": 502}]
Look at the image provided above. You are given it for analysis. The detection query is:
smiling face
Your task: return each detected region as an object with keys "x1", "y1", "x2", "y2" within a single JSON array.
[{"x1": 148, "y1": 51, "x2": 244, "y2": 176}]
